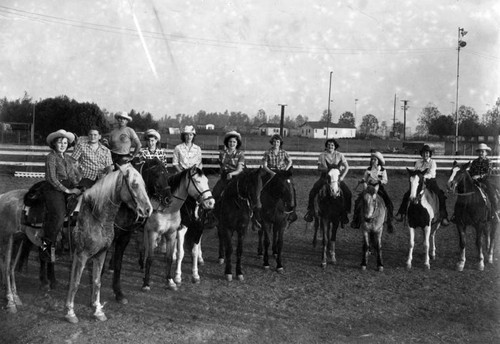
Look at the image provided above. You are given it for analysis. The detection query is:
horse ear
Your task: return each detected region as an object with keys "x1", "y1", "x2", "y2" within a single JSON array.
[
  {"x1": 406, "y1": 167, "x2": 411, "y2": 174},
  {"x1": 464, "y1": 161, "x2": 471, "y2": 170},
  {"x1": 453, "y1": 160, "x2": 457, "y2": 167}
]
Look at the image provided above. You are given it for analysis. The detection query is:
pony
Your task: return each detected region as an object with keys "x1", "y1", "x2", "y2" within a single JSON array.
[
  {"x1": 65, "y1": 164, "x2": 152, "y2": 323},
  {"x1": 404, "y1": 168, "x2": 441, "y2": 270},
  {"x1": 311, "y1": 166, "x2": 344, "y2": 268},
  {"x1": 257, "y1": 169, "x2": 296, "y2": 273},
  {"x1": 141, "y1": 166, "x2": 214, "y2": 291},
  {"x1": 359, "y1": 183, "x2": 387, "y2": 271},
  {"x1": 216, "y1": 168, "x2": 265, "y2": 281},
  {"x1": 446, "y1": 161, "x2": 497, "y2": 271},
  {"x1": 110, "y1": 158, "x2": 171, "y2": 304},
  {"x1": 0, "y1": 159, "x2": 82, "y2": 314}
]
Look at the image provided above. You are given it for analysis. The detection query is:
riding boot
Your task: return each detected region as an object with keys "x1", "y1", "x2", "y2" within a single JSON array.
[{"x1": 40, "y1": 238, "x2": 56, "y2": 263}]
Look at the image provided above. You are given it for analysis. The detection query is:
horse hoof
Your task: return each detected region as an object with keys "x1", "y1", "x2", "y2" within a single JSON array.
[
  {"x1": 168, "y1": 282, "x2": 179, "y2": 291},
  {"x1": 6, "y1": 305, "x2": 17, "y2": 314},
  {"x1": 174, "y1": 277, "x2": 182, "y2": 285},
  {"x1": 361, "y1": 266, "x2": 367, "y2": 271},
  {"x1": 263, "y1": 265, "x2": 270, "y2": 270},
  {"x1": 378, "y1": 266, "x2": 384, "y2": 272},
  {"x1": 257, "y1": 254, "x2": 263, "y2": 259},
  {"x1": 116, "y1": 297, "x2": 128, "y2": 305},
  {"x1": 277, "y1": 268, "x2": 284, "y2": 274},
  {"x1": 424, "y1": 264, "x2": 431, "y2": 270},
  {"x1": 192, "y1": 276, "x2": 201, "y2": 284},
  {"x1": 218, "y1": 258, "x2": 224, "y2": 265},
  {"x1": 94, "y1": 313, "x2": 107, "y2": 322},
  {"x1": 406, "y1": 264, "x2": 412, "y2": 270},
  {"x1": 226, "y1": 274, "x2": 233, "y2": 282},
  {"x1": 13, "y1": 295, "x2": 23, "y2": 306},
  {"x1": 237, "y1": 274, "x2": 244, "y2": 281},
  {"x1": 478, "y1": 263, "x2": 485, "y2": 271},
  {"x1": 456, "y1": 263, "x2": 465, "y2": 272},
  {"x1": 39, "y1": 284, "x2": 50, "y2": 292},
  {"x1": 198, "y1": 259, "x2": 205, "y2": 266},
  {"x1": 65, "y1": 314, "x2": 79, "y2": 324},
  {"x1": 141, "y1": 285, "x2": 151, "y2": 292}
]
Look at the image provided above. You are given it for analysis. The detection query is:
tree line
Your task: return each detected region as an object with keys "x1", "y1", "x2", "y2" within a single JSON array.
[{"x1": 1, "y1": 92, "x2": 499, "y2": 144}]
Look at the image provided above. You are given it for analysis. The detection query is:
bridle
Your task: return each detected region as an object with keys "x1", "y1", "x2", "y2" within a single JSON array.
[
  {"x1": 450, "y1": 168, "x2": 476, "y2": 197},
  {"x1": 171, "y1": 168, "x2": 214, "y2": 207}
]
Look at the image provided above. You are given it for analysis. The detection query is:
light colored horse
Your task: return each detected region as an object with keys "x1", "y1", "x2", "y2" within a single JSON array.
[
  {"x1": 65, "y1": 164, "x2": 152, "y2": 323},
  {"x1": 141, "y1": 166, "x2": 214, "y2": 291},
  {"x1": 405, "y1": 168, "x2": 441, "y2": 270},
  {"x1": 360, "y1": 183, "x2": 387, "y2": 271}
]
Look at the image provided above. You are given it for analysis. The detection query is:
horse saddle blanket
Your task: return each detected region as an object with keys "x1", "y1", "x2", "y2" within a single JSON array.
[{"x1": 22, "y1": 194, "x2": 83, "y2": 228}]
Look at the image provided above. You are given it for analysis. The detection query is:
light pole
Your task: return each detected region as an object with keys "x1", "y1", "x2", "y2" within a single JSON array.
[
  {"x1": 454, "y1": 27, "x2": 467, "y2": 154},
  {"x1": 326, "y1": 71, "x2": 333, "y2": 138},
  {"x1": 354, "y1": 98, "x2": 358, "y2": 125}
]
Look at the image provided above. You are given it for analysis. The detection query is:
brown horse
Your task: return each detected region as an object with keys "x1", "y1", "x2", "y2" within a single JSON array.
[
  {"x1": 447, "y1": 161, "x2": 497, "y2": 271},
  {"x1": 65, "y1": 164, "x2": 152, "y2": 323}
]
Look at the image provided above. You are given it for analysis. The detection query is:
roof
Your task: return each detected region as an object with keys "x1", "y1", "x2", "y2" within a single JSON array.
[
  {"x1": 258, "y1": 123, "x2": 288, "y2": 128},
  {"x1": 300, "y1": 121, "x2": 356, "y2": 129}
]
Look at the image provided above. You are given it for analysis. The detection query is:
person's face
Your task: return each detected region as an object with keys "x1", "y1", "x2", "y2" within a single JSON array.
[
  {"x1": 227, "y1": 137, "x2": 238, "y2": 150},
  {"x1": 422, "y1": 151, "x2": 430, "y2": 160},
  {"x1": 478, "y1": 149, "x2": 487, "y2": 158},
  {"x1": 54, "y1": 138, "x2": 68, "y2": 153},
  {"x1": 370, "y1": 157, "x2": 378, "y2": 166},
  {"x1": 326, "y1": 142, "x2": 336, "y2": 151},
  {"x1": 117, "y1": 117, "x2": 128, "y2": 127},
  {"x1": 147, "y1": 137, "x2": 157, "y2": 148},
  {"x1": 272, "y1": 139, "x2": 281, "y2": 148},
  {"x1": 185, "y1": 133, "x2": 194, "y2": 142},
  {"x1": 88, "y1": 130, "x2": 100, "y2": 144}
]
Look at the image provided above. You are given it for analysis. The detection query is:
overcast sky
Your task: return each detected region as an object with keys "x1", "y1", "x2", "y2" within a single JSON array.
[{"x1": 1, "y1": 0, "x2": 499, "y2": 130}]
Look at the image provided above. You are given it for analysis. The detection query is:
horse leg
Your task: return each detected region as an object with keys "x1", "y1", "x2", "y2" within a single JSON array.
[
  {"x1": 142, "y1": 229, "x2": 157, "y2": 291},
  {"x1": 375, "y1": 231, "x2": 384, "y2": 272},
  {"x1": 257, "y1": 228, "x2": 264, "y2": 258},
  {"x1": 47, "y1": 261, "x2": 57, "y2": 290},
  {"x1": 312, "y1": 217, "x2": 318, "y2": 248},
  {"x1": 112, "y1": 229, "x2": 132, "y2": 304},
  {"x1": 429, "y1": 227, "x2": 437, "y2": 260},
  {"x1": 174, "y1": 225, "x2": 187, "y2": 284},
  {"x1": 423, "y1": 225, "x2": 431, "y2": 269},
  {"x1": 329, "y1": 221, "x2": 337, "y2": 264},
  {"x1": 406, "y1": 226, "x2": 415, "y2": 270},
  {"x1": 10, "y1": 238, "x2": 24, "y2": 306},
  {"x1": 236, "y1": 226, "x2": 245, "y2": 281},
  {"x1": 190, "y1": 241, "x2": 201, "y2": 284},
  {"x1": 4, "y1": 235, "x2": 18, "y2": 313},
  {"x1": 361, "y1": 230, "x2": 369, "y2": 270},
  {"x1": 262, "y1": 224, "x2": 271, "y2": 269},
  {"x1": 223, "y1": 227, "x2": 234, "y2": 281},
  {"x1": 164, "y1": 230, "x2": 178, "y2": 290},
  {"x1": 321, "y1": 220, "x2": 327, "y2": 268},
  {"x1": 476, "y1": 224, "x2": 485, "y2": 271},
  {"x1": 92, "y1": 252, "x2": 108, "y2": 322},
  {"x1": 65, "y1": 252, "x2": 88, "y2": 324},
  {"x1": 38, "y1": 249, "x2": 50, "y2": 292},
  {"x1": 486, "y1": 220, "x2": 496, "y2": 264},
  {"x1": 275, "y1": 224, "x2": 285, "y2": 273},
  {"x1": 217, "y1": 226, "x2": 225, "y2": 264},
  {"x1": 456, "y1": 224, "x2": 467, "y2": 271},
  {"x1": 197, "y1": 239, "x2": 204, "y2": 266}
]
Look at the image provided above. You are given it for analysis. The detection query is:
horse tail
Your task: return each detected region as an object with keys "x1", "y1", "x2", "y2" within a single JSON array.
[{"x1": 15, "y1": 235, "x2": 33, "y2": 272}]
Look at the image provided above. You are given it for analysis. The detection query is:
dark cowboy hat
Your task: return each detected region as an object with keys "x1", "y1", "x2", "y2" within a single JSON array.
[
  {"x1": 269, "y1": 134, "x2": 283, "y2": 145},
  {"x1": 420, "y1": 144, "x2": 433, "y2": 156}
]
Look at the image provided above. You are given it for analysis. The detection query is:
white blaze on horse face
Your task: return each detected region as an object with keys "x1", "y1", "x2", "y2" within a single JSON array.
[
  {"x1": 124, "y1": 166, "x2": 153, "y2": 218},
  {"x1": 327, "y1": 168, "x2": 340, "y2": 197},
  {"x1": 190, "y1": 172, "x2": 215, "y2": 209},
  {"x1": 409, "y1": 174, "x2": 420, "y2": 201},
  {"x1": 447, "y1": 166, "x2": 460, "y2": 191}
]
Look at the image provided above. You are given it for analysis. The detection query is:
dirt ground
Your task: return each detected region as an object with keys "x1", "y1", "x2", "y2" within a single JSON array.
[{"x1": 0, "y1": 171, "x2": 499, "y2": 344}]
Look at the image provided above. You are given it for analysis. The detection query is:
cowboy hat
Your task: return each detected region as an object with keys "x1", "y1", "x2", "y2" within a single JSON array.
[
  {"x1": 144, "y1": 129, "x2": 161, "y2": 141},
  {"x1": 371, "y1": 151, "x2": 385, "y2": 165},
  {"x1": 476, "y1": 143, "x2": 491, "y2": 152},
  {"x1": 114, "y1": 111, "x2": 133, "y2": 122},
  {"x1": 223, "y1": 131, "x2": 242, "y2": 148},
  {"x1": 46, "y1": 129, "x2": 76, "y2": 146},
  {"x1": 182, "y1": 125, "x2": 196, "y2": 135}
]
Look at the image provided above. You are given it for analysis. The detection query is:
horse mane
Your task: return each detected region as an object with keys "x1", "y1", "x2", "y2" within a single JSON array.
[
  {"x1": 168, "y1": 167, "x2": 203, "y2": 194},
  {"x1": 84, "y1": 169, "x2": 122, "y2": 213},
  {"x1": 365, "y1": 184, "x2": 378, "y2": 196}
]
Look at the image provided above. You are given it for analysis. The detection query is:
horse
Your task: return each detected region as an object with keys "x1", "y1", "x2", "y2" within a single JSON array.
[
  {"x1": 359, "y1": 183, "x2": 387, "y2": 271},
  {"x1": 65, "y1": 163, "x2": 152, "y2": 323},
  {"x1": 0, "y1": 159, "x2": 82, "y2": 314},
  {"x1": 110, "y1": 158, "x2": 171, "y2": 304},
  {"x1": 216, "y1": 168, "x2": 265, "y2": 281},
  {"x1": 446, "y1": 161, "x2": 497, "y2": 271},
  {"x1": 257, "y1": 169, "x2": 296, "y2": 273},
  {"x1": 141, "y1": 166, "x2": 215, "y2": 291},
  {"x1": 311, "y1": 166, "x2": 345, "y2": 268},
  {"x1": 405, "y1": 168, "x2": 441, "y2": 270}
]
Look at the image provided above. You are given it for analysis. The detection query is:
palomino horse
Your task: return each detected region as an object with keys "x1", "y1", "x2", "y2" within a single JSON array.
[
  {"x1": 447, "y1": 161, "x2": 497, "y2": 271},
  {"x1": 312, "y1": 166, "x2": 344, "y2": 268},
  {"x1": 257, "y1": 169, "x2": 296, "y2": 273},
  {"x1": 405, "y1": 168, "x2": 441, "y2": 270},
  {"x1": 216, "y1": 168, "x2": 265, "y2": 281},
  {"x1": 359, "y1": 183, "x2": 387, "y2": 271},
  {"x1": 65, "y1": 164, "x2": 152, "y2": 323},
  {"x1": 111, "y1": 158, "x2": 170, "y2": 304},
  {"x1": 141, "y1": 166, "x2": 214, "y2": 291}
]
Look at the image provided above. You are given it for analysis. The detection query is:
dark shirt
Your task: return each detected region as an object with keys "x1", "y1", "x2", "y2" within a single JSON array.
[{"x1": 469, "y1": 157, "x2": 491, "y2": 178}]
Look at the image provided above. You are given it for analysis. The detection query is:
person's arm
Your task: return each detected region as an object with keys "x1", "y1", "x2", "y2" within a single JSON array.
[
  {"x1": 317, "y1": 154, "x2": 328, "y2": 174},
  {"x1": 172, "y1": 146, "x2": 183, "y2": 172},
  {"x1": 228, "y1": 152, "x2": 245, "y2": 179},
  {"x1": 339, "y1": 154, "x2": 349, "y2": 181},
  {"x1": 103, "y1": 149, "x2": 114, "y2": 175},
  {"x1": 71, "y1": 143, "x2": 82, "y2": 162},
  {"x1": 195, "y1": 145, "x2": 203, "y2": 170},
  {"x1": 130, "y1": 129, "x2": 142, "y2": 158},
  {"x1": 284, "y1": 151, "x2": 293, "y2": 170},
  {"x1": 380, "y1": 169, "x2": 388, "y2": 185},
  {"x1": 424, "y1": 160, "x2": 437, "y2": 179}
]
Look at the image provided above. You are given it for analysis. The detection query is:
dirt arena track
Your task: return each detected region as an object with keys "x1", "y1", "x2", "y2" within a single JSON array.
[{"x1": 0, "y1": 171, "x2": 499, "y2": 344}]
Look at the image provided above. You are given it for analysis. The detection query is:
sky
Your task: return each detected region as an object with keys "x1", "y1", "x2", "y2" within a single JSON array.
[{"x1": 1, "y1": 0, "x2": 499, "y2": 130}]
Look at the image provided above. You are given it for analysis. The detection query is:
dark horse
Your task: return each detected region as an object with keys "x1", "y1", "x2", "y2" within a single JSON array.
[
  {"x1": 216, "y1": 168, "x2": 265, "y2": 281},
  {"x1": 111, "y1": 158, "x2": 170, "y2": 304},
  {"x1": 405, "y1": 168, "x2": 441, "y2": 270},
  {"x1": 257, "y1": 169, "x2": 296, "y2": 273},
  {"x1": 447, "y1": 161, "x2": 497, "y2": 271},
  {"x1": 312, "y1": 166, "x2": 345, "y2": 268}
]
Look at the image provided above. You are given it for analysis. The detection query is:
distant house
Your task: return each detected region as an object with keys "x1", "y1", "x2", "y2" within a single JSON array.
[
  {"x1": 258, "y1": 123, "x2": 289, "y2": 137},
  {"x1": 167, "y1": 127, "x2": 181, "y2": 135},
  {"x1": 196, "y1": 124, "x2": 215, "y2": 131},
  {"x1": 299, "y1": 121, "x2": 356, "y2": 139}
]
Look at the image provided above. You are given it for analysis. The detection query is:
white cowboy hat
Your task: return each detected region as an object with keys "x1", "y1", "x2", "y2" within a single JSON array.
[
  {"x1": 371, "y1": 151, "x2": 385, "y2": 165},
  {"x1": 224, "y1": 131, "x2": 241, "y2": 142},
  {"x1": 114, "y1": 111, "x2": 133, "y2": 122},
  {"x1": 144, "y1": 129, "x2": 161, "y2": 141},
  {"x1": 476, "y1": 143, "x2": 491, "y2": 152},
  {"x1": 182, "y1": 125, "x2": 196, "y2": 135},
  {"x1": 46, "y1": 129, "x2": 76, "y2": 146}
]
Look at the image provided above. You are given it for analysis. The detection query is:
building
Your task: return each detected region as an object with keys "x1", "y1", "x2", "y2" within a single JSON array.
[
  {"x1": 258, "y1": 123, "x2": 289, "y2": 137},
  {"x1": 299, "y1": 121, "x2": 356, "y2": 139}
]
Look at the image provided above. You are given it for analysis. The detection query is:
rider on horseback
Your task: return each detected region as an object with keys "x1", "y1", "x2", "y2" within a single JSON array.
[
  {"x1": 212, "y1": 131, "x2": 245, "y2": 200},
  {"x1": 303, "y1": 138, "x2": 351, "y2": 227},
  {"x1": 395, "y1": 144, "x2": 450, "y2": 226},
  {"x1": 468, "y1": 143, "x2": 498, "y2": 216},
  {"x1": 351, "y1": 150, "x2": 394, "y2": 232}
]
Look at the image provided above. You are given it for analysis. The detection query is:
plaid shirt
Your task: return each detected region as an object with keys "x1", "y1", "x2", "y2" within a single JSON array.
[
  {"x1": 262, "y1": 148, "x2": 290, "y2": 170},
  {"x1": 72, "y1": 142, "x2": 113, "y2": 181},
  {"x1": 172, "y1": 143, "x2": 202, "y2": 170},
  {"x1": 140, "y1": 147, "x2": 169, "y2": 168},
  {"x1": 219, "y1": 149, "x2": 245, "y2": 173},
  {"x1": 45, "y1": 151, "x2": 80, "y2": 192},
  {"x1": 469, "y1": 157, "x2": 491, "y2": 178}
]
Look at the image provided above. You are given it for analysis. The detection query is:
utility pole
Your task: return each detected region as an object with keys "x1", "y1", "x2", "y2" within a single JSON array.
[
  {"x1": 31, "y1": 102, "x2": 35, "y2": 146},
  {"x1": 401, "y1": 100, "x2": 409, "y2": 141},
  {"x1": 278, "y1": 104, "x2": 287, "y2": 137},
  {"x1": 326, "y1": 71, "x2": 333, "y2": 138},
  {"x1": 455, "y1": 27, "x2": 467, "y2": 154},
  {"x1": 393, "y1": 94, "x2": 396, "y2": 137}
]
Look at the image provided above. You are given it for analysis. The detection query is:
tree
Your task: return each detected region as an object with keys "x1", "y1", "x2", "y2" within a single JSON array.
[
  {"x1": 428, "y1": 115, "x2": 454, "y2": 138},
  {"x1": 482, "y1": 98, "x2": 500, "y2": 135},
  {"x1": 0, "y1": 92, "x2": 34, "y2": 124},
  {"x1": 338, "y1": 111, "x2": 355, "y2": 127},
  {"x1": 393, "y1": 121, "x2": 405, "y2": 138},
  {"x1": 417, "y1": 103, "x2": 441, "y2": 135},
  {"x1": 359, "y1": 114, "x2": 379, "y2": 136},
  {"x1": 252, "y1": 109, "x2": 267, "y2": 127},
  {"x1": 321, "y1": 109, "x2": 332, "y2": 123},
  {"x1": 295, "y1": 114, "x2": 307, "y2": 127}
]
